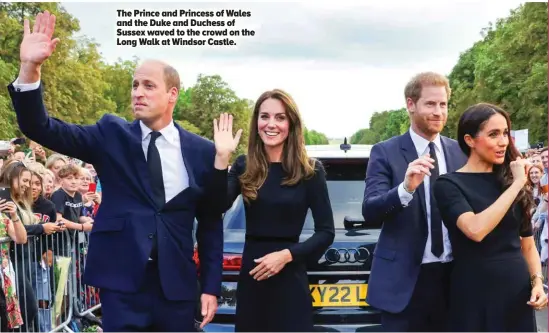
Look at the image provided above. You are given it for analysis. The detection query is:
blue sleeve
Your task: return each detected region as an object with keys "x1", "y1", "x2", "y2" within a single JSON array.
[
  {"x1": 8, "y1": 83, "x2": 104, "y2": 165},
  {"x1": 362, "y1": 143, "x2": 404, "y2": 224}
]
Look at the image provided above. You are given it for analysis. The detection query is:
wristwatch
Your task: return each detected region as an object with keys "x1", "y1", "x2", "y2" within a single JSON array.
[{"x1": 531, "y1": 273, "x2": 543, "y2": 287}]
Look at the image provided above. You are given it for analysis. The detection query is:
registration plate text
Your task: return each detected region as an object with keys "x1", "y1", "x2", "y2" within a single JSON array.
[{"x1": 309, "y1": 284, "x2": 368, "y2": 307}]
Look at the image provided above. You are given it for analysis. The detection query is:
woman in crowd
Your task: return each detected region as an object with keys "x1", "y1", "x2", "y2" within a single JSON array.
[
  {"x1": 42, "y1": 169, "x2": 55, "y2": 200},
  {"x1": 434, "y1": 103, "x2": 547, "y2": 331},
  {"x1": 223, "y1": 90, "x2": 335, "y2": 331},
  {"x1": 0, "y1": 196, "x2": 27, "y2": 331},
  {"x1": 0, "y1": 160, "x2": 32, "y2": 331},
  {"x1": 45, "y1": 154, "x2": 67, "y2": 190},
  {"x1": 27, "y1": 161, "x2": 61, "y2": 332},
  {"x1": 528, "y1": 164, "x2": 544, "y2": 206},
  {"x1": 528, "y1": 164, "x2": 547, "y2": 254},
  {"x1": 79, "y1": 168, "x2": 101, "y2": 218}
]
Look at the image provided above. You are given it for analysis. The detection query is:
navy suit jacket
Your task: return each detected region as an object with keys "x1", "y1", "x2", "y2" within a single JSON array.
[
  {"x1": 362, "y1": 131, "x2": 467, "y2": 313},
  {"x1": 7, "y1": 83, "x2": 226, "y2": 301}
]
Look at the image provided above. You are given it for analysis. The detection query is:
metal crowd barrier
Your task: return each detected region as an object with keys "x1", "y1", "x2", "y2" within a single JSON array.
[
  {"x1": 533, "y1": 219, "x2": 548, "y2": 293},
  {"x1": 0, "y1": 229, "x2": 102, "y2": 332}
]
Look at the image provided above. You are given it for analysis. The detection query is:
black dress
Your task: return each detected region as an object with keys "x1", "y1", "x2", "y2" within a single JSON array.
[
  {"x1": 227, "y1": 155, "x2": 335, "y2": 332},
  {"x1": 434, "y1": 172, "x2": 537, "y2": 332}
]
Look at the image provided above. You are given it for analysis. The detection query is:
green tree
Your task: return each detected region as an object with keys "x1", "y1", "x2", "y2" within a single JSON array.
[
  {"x1": 174, "y1": 74, "x2": 253, "y2": 157},
  {"x1": 304, "y1": 127, "x2": 329, "y2": 145},
  {"x1": 352, "y1": 2, "x2": 548, "y2": 146},
  {"x1": 102, "y1": 57, "x2": 139, "y2": 120},
  {"x1": 446, "y1": 2, "x2": 547, "y2": 145}
]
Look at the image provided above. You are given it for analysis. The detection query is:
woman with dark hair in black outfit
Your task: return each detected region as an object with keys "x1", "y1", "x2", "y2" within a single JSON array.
[{"x1": 434, "y1": 103, "x2": 547, "y2": 331}]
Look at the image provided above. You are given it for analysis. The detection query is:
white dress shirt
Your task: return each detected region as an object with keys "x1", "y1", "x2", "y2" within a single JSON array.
[
  {"x1": 140, "y1": 120, "x2": 189, "y2": 203},
  {"x1": 12, "y1": 77, "x2": 190, "y2": 204},
  {"x1": 397, "y1": 127, "x2": 453, "y2": 264}
]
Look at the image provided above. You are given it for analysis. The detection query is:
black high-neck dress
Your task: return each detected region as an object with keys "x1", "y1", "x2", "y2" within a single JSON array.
[
  {"x1": 434, "y1": 172, "x2": 536, "y2": 332},
  {"x1": 227, "y1": 155, "x2": 335, "y2": 332}
]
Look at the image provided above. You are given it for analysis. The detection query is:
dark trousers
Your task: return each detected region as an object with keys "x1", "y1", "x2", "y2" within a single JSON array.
[
  {"x1": 100, "y1": 261, "x2": 197, "y2": 332},
  {"x1": 381, "y1": 262, "x2": 452, "y2": 332}
]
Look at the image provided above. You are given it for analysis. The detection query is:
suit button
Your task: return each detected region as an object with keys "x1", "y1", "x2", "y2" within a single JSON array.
[{"x1": 148, "y1": 233, "x2": 154, "y2": 239}]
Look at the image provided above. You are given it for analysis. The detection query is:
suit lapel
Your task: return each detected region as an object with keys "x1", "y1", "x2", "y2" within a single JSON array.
[
  {"x1": 128, "y1": 121, "x2": 156, "y2": 207},
  {"x1": 441, "y1": 136, "x2": 459, "y2": 172},
  {"x1": 174, "y1": 123, "x2": 197, "y2": 189},
  {"x1": 400, "y1": 132, "x2": 428, "y2": 223}
]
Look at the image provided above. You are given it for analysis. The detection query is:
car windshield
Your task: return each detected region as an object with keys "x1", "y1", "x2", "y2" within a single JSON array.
[
  {"x1": 304, "y1": 158, "x2": 367, "y2": 229},
  {"x1": 223, "y1": 158, "x2": 368, "y2": 230}
]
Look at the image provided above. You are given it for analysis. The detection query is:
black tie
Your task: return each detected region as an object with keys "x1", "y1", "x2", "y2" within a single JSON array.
[
  {"x1": 429, "y1": 142, "x2": 443, "y2": 257},
  {"x1": 147, "y1": 131, "x2": 164, "y2": 261},
  {"x1": 147, "y1": 131, "x2": 165, "y2": 207}
]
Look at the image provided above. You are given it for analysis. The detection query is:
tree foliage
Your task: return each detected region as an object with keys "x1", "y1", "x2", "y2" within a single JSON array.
[
  {"x1": 352, "y1": 2, "x2": 548, "y2": 146},
  {"x1": 0, "y1": 2, "x2": 329, "y2": 157},
  {"x1": 304, "y1": 128, "x2": 330, "y2": 145}
]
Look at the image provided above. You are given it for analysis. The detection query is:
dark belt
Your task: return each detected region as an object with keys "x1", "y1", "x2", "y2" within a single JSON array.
[{"x1": 245, "y1": 234, "x2": 299, "y2": 243}]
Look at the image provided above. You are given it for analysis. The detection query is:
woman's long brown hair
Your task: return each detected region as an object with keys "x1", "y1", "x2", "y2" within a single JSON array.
[
  {"x1": 240, "y1": 89, "x2": 315, "y2": 204},
  {"x1": 0, "y1": 159, "x2": 36, "y2": 225}
]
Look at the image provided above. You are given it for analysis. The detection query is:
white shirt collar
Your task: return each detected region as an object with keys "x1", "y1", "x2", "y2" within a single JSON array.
[
  {"x1": 409, "y1": 126, "x2": 443, "y2": 156},
  {"x1": 139, "y1": 120, "x2": 179, "y2": 145}
]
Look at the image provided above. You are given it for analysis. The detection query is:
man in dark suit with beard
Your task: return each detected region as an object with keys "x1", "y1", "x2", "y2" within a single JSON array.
[{"x1": 362, "y1": 72, "x2": 467, "y2": 331}]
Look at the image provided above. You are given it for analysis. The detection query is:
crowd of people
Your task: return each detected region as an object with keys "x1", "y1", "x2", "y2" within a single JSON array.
[
  {"x1": 0, "y1": 142, "x2": 101, "y2": 331},
  {"x1": 524, "y1": 147, "x2": 548, "y2": 266}
]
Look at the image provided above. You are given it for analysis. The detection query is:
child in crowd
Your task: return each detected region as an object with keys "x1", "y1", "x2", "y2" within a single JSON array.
[{"x1": 50, "y1": 164, "x2": 94, "y2": 255}]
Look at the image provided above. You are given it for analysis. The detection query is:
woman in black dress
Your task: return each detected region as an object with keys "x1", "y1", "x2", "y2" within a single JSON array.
[
  {"x1": 434, "y1": 103, "x2": 548, "y2": 331},
  {"x1": 224, "y1": 89, "x2": 335, "y2": 331}
]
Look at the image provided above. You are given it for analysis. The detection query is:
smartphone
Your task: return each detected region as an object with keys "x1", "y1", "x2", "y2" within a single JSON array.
[
  {"x1": 0, "y1": 187, "x2": 12, "y2": 202},
  {"x1": 88, "y1": 183, "x2": 97, "y2": 193}
]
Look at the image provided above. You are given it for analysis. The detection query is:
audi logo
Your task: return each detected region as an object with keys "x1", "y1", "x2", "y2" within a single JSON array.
[{"x1": 324, "y1": 247, "x2": 370, "y2": 264}]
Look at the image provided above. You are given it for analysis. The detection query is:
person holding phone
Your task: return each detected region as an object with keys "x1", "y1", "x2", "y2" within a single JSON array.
[
  {"x1": 79, "y1": 168, "x2": 101, "y2": 218},
  {"x1": 434, "y1": 103, "x2": 547, "y2": 331},
  {"x1": 0, "y1": 159, "x2": 39, "y2": 331},
  {"x1": 0, "y1": 195, "x2": 27, "y2": 331}
]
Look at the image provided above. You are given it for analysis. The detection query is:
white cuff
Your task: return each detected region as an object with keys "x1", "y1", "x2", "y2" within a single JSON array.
[
  {"x1": 12, "y1": 77, "x2": 40, "y2": 92},
  {"x1": 398, "y1": 182, "x2": 414, "y2": 207}
]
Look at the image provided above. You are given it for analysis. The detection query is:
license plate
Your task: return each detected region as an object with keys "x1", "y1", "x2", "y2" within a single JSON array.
[{"x1": 309, "y1": 283, "x2": 368, "y2": 307}]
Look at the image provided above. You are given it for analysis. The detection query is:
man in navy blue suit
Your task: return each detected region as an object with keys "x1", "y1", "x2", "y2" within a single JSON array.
[
  {"x1": 8, "y1": 11, "x2": 242, "y2": 332},
  {"x1": 362, "y1": 72, "x2": 467, "y2": 331}
]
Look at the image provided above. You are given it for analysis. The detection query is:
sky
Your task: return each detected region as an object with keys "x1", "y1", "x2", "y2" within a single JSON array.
[{"x1": 61, "y1": 0, "x2": 526, "y2": 139}]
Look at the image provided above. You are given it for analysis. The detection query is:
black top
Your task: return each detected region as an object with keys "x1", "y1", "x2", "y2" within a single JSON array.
[
  {"x1": 228, "y1": 155, "x2": 335, "y2": 263},
  {"x1": 51, "y1": 188, "x2": 83, "y2": 223},
  {"x1": 33, "y1": 195, "x2": 57, "y2": 225},
  {"x1": 434, "y1": 172, "x2": 533, "y2": 261}
]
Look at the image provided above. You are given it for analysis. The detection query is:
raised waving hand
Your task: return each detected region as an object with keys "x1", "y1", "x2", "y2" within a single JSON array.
[
  {"x1": 214, "y1": 113, "x2": 243, "y2": 158},
  {"x1": 20, "y1": 10, "x2": 60, "y2": 66}
]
